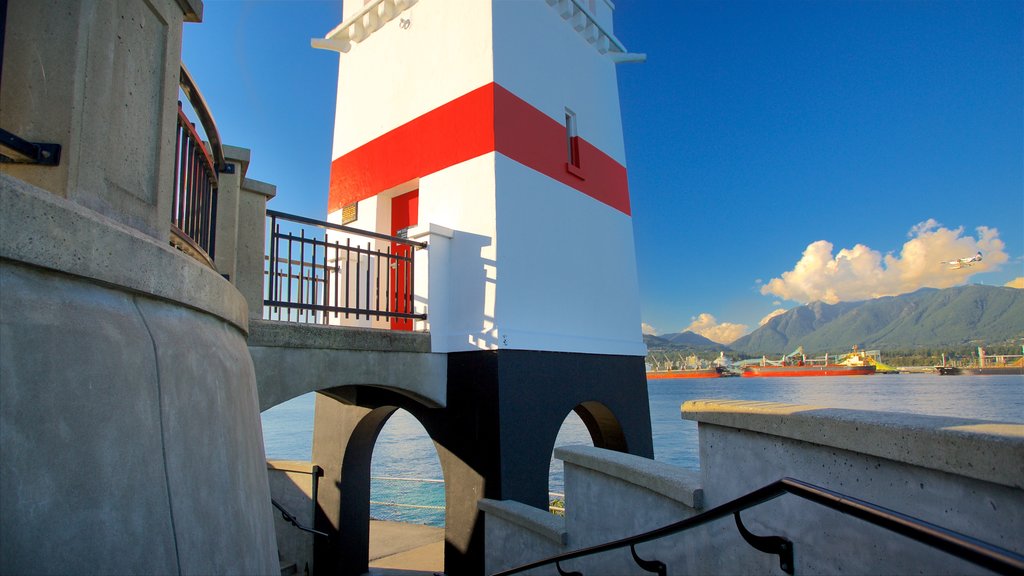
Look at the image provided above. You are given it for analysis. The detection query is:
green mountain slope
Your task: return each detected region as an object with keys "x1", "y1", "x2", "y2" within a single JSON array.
[
  {"x1": 730, "y1": 285, "x2": 1024, "y2": 355},
  {"x1": 643, "y1": 331, "x2": 729, "y2": 353}
]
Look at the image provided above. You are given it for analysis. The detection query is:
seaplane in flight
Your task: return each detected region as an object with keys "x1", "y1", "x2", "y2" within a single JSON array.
[{"x1": 941, "y1": 251, "x2": 983, "y2": 270}]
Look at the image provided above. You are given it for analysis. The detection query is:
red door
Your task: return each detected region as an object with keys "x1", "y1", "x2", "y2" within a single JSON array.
[{"x1": 390, "y1": 190, "x2": 418, "y2": 330}]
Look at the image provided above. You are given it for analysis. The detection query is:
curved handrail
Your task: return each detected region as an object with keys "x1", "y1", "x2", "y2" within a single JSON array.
[
  {"x1": 493, "y1": 477, "x2": 1024, "y2": 576},
  {"x1": 271, "y1": 498, "x2": 329, "y2": 538},
  {"x1": 178, "y1": 63, "x2": 227, "y2": 172}
]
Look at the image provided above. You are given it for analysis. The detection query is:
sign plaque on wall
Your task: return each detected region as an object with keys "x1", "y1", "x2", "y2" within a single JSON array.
[{"x1": 342, "y1": 203, "x2": 357, "y2": 225}]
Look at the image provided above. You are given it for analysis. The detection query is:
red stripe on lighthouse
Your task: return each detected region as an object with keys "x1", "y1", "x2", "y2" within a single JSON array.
[
  {"x1": 328, "y1": 83, "x2": 630, "y2": 216},
  {"x1": 492, "y1": 85, "x2": 630, "y2": 215},
  {"x1": 328, "y1": 85, "x2": 496, "y2": 213}
]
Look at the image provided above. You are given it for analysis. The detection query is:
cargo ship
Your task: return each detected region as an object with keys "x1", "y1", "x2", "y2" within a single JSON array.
[
  {"x1": 936, "y1": 347, "x2": 1024, "y2": 376},
  {"x1": 647, "y1": 367, "x2": 725, "y2": 379},
  {"x1": 743, "y1": 364, "x2": 876, "y2": 377},
  {"x1": 740, "y1": 346, "x2": 876, "y2": 377},
  {"x1": 646, "y1": 352, "x2": 729, "y2": 379}
]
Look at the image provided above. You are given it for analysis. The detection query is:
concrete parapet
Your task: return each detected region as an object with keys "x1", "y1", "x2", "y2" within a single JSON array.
[
  {"x1": 234, "y1": 176, "x2": 277, "y2": 318},
  {"x1": 482, "y1": 401, "x2": 1024, "y2": 575},
  {"x1": 479, "y1": 499, "x2": 567, "y2": 545},
  {"x1": 682, "y1": 399, "x2": 1024, "y2": 489},
  {"x1": 267, "y1": 460, "x2": 319, "y2": 576},
  {"x1": 556, "y1": 445, "x2": 703, "y2": 509},
  {"x1": 1, "y1": 173, "x2": 249, "y2": 333},
  {"x1": 248, "y1": 319, "x2": 445, "y2": 410}
]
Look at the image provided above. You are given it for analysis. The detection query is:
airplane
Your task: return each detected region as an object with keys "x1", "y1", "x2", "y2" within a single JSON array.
[{"x1": 941, "y1": 251, "x2": 983, "y2": 269}]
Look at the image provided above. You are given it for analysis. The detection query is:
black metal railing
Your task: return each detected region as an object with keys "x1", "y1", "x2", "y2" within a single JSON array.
[
  {"x1": 494, "y1": 477, "x2": 1024, "y2": 576},
  {"x1": 264, "y1": 210, "x2": 427, "y2": 326},
  {"x1": 271, "y1": 499, "x2": 329, "y2": 538},
  {"x1": 171, "y1": 64, "x2": 231, "y2": 265}
]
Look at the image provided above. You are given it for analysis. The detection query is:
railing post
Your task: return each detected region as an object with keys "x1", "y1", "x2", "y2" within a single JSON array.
[
  {"x1": 235, "y1": 178, "x2": 277, "y2": 320},
  {"x1": 409, "y1": 224, "x2": 454, "y2": 348},
  {"x1": 212, "y1": 145, "x2": 250, "y2": 281}
]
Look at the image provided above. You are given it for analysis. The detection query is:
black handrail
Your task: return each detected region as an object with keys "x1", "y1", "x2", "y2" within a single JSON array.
[
  {"x1": 171, "y1": 63, "x2": 230, "y2": 264},
  {"x1": 493, "y1": 477, "x2": 1024, "y2": 576},
  {"x1": 178, "y1": 63, "x2": 229, "y2": 173},
  {"x1": 271, "y1": 498, "x2": 329, "y2": 538},
  {"x1": 264, "y1": 209, "x2": 427, "y2": 326}
]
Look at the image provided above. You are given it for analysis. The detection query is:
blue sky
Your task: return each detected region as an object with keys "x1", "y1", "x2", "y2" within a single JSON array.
[{"x1": 183, "y1": 0, "x2": 1023, "y2": 343}]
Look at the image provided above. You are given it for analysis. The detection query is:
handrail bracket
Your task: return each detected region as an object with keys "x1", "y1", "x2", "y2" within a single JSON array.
[
  {"x1": 630, "y1": 544, "x2": 667, "y2": 576},
  {"x1": 0, "y1": 128, "x2": 61, "y2": 166},
  {"x1": 734, "y1": 511, "x2": 794, "y2": 575}
]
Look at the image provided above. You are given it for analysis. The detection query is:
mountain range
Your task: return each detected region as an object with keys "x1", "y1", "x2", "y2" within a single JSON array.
[{"x1": 647, "y1": 285, "x2": 1024, "y2": 356}]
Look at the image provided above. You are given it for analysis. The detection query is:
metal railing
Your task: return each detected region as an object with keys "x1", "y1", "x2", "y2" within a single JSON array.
[
  {"x1": 370, "y1": 476, "x2": 446, "y2": 526},
  {"x1": 272, "y1": 498, "x2": 329, "y2": 538},
  {"x1": 264, "y1": 210, "x2": 427, "y2": 326},
  {"x1": 171, "y1": 64, "x2": 231, "y2": 266},
  {"x1": 494, "y1": 477, "x2": 1024, "y2": 576}
]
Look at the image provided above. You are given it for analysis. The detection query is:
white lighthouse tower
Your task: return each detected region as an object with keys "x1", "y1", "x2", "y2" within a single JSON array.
[{"x1": 312, "y1": 2, "x2": 652, "y2": 573}]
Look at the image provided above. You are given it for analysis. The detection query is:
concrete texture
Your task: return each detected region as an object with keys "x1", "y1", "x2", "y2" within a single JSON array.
[
  {"x1": 234, "y1": 177, "x2": 277, "y2": 318},
  {"x1": 1, "y1": 173, "x2": 249, "y2": 333},
  {"x1": 0, "y1": 0, "x2": 196, "y2": 240},
  {"x1": 0, "y1": 262, "x2": 277, "y2": 574},
  {"x1": 477, "y1": 499, "x2": 567, "y2": 545},
  {"x1": 248, "y1": 320, "x2": 446, "y2": 411},
  {"x1": 682, "y1": 399, "x2": 1024, "y2": 489},
  {"x1": 556, "y1": 445, "x2": 703, "y2": 508},
  {"x1": 482, "y1": 400, "x2": 1024, "y2": 575},
  {"x1": 267, "y1": 461, "x2": 319, "y2": 575},
  {"x1": 250, "y1": 319, "x2": 431, "y2": 352},
  {"x1": 2, "y1": 1, "x2": 285, "y2": 572}
]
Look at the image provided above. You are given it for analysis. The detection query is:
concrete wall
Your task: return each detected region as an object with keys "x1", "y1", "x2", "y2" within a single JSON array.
[
  {"x1": 268, "y1": 461, "x2": 320, "y2": 575},
  {"x1": 0, "y1": 0, "x2": 199, "y2": 240},
  {"x1": 481, "y1": 401, "x2": 1024, "y2": 575},
  {"x1": 0, "y1": 178, "x2": 278, "y2": 573},
  {"x1": 1, "y1": 0, "x2": 279, "y2": 572}
]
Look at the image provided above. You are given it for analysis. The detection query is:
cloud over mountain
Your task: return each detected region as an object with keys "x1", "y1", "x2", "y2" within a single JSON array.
[
  {"x1": 759, "y1": 308, "x2": 788, "y2": 326},
  {"x1": 641, "y1": 323, "x2": 658, "y2": 336},
  {"x1": 761, "y1": 220, "x2": 1008, "y2": 304},
  {"x1": 1006, "y1": 277, "x2": 1024, "y2": 289},
  {"x1": 684, "y1": 313, "x2": 748, "y2": 345}
]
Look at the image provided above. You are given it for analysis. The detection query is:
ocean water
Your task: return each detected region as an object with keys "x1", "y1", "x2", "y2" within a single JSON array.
[{"x1": 261, "y1": 373, "x2": 1024, "y2": 526}]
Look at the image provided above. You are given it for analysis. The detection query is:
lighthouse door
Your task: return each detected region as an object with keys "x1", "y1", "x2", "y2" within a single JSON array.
[{"x1": 390, "y1": 190, "x2": 419, "y2": 330}]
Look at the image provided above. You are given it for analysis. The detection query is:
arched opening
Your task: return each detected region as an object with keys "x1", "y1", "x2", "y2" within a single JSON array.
[
  {"x1": 548, "y1": 402, "x2": 628, "y2": 514},
  {"x1": 367, "y1": 408, "x2": 445, "y2": 573}
]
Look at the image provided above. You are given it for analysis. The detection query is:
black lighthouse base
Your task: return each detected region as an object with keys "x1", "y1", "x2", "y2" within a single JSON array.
[{"x1": 312, "y1": 349, "x2": 653, "y2": 576}]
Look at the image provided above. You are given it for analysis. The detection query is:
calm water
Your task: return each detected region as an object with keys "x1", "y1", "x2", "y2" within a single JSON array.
[{"x1": 261, "y1": 373, "x2": 1023, "y2": 525}]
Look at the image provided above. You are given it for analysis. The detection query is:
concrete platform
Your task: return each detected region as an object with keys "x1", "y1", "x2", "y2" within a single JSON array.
[{"x1": 366, "y1": 520, "x2": 445, "y2": 576}]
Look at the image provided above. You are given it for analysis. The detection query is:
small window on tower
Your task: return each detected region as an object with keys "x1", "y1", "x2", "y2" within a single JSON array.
[{"x1": 565, "y1": 109, "x2": 580, "y2": 168}]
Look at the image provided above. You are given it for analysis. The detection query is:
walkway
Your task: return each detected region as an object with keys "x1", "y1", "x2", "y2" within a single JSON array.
[{"x1": 367, "y1": 520, "x2": 444, "y2": 575}]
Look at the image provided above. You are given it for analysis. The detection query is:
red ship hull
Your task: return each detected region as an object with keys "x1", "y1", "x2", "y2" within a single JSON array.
[
  {"x1": 742, "y1": 364, "x2": 875, "y2": 377},
  {"x1": 647, "y1": 369, "x2": 722, "y2": 379}
]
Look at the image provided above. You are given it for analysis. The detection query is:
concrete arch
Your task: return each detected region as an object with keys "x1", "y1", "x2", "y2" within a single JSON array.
[
  {"x1": 574, "y1": 400, "x2": 629, "y2": 453},
  {"x1": 330, "y1": 404, "x2": 398, "y2": 576},
  {"x1": 247, "y1": 320, "x2": 446, "y2": 411},
  {"x1": 311, "y1": 387, "x2": 451, "y2": 576}
]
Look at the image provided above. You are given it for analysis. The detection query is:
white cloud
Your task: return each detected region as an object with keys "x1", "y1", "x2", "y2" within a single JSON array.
[
  {"x1": 759, "y1": 308, "x2": 788, "y2": 326},
  {"x1": 685, "y1": 313, "x2": 749, "y2": 345},
  {"x1": 641, "y1": 322, "x2": 658, "y2": 336},
  {"x1": 761, "y1": 220, "x2": 1009, "y2": 304},
  {"x1": 1006, "y1": 277, "x2": 1024, "y2": 289}
]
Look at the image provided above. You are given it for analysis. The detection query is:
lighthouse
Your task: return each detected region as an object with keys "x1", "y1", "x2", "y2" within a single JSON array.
[{"x1": 311, "y1": 1, "x2": 652, "y2": 573}]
